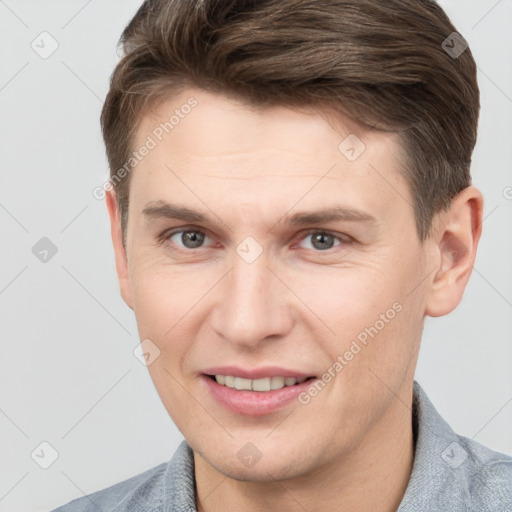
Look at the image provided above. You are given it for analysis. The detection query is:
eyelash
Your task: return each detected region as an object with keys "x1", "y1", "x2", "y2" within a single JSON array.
[{"x1": 158, "y1": 227, "x2": 351, "y2": 253}]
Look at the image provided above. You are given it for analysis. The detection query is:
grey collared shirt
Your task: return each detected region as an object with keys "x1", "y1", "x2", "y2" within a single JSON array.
[{"x1": 51, "y1": 382, "x2": 512, "y2": 511}]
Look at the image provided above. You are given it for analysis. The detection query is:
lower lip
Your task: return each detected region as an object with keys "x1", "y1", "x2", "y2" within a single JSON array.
[{"x1": 202, "y1": 375, "x2": 317, "y2": 416}]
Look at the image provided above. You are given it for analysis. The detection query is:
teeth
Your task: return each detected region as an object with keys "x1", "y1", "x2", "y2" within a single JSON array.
[
  {"x1": 270, "y1": 376, "x2": 285, "y2": 390},
  {"x1": 214, "y1": 375, "x2": 308, "y2": 391},
  {"x1": 234, "y1": 377, "x2": 252, "y2": 390},
  {"x1": 253, "y1": 377, "x2": 271, "y2": 391},
  {"x1": 224, "y1": 375, "x2": 235, "y2": 388}
]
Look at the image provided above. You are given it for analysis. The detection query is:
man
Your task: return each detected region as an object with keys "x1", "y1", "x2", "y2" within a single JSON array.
[{"x1": 53, "y1": 0, "x2": 512, "y2": 510}]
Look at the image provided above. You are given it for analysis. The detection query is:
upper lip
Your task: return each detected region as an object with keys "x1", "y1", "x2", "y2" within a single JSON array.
[{"x1": 202, "y1": 366, "x2": 315, "y2": 380}]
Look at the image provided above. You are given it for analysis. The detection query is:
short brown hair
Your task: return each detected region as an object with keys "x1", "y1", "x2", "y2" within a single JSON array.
[{"x1": 100, "y1": 0, "x2": 479, "y2": 243}]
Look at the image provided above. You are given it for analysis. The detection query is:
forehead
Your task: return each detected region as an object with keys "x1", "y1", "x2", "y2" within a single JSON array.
[
  {"x1": 129, "y1": 88, "x2": 413, "y2": 228},
  {"x1": 135, "y1": 89, "x2": 383, "y2": 159}
]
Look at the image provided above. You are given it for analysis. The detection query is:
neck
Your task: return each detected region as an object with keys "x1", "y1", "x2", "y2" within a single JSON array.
[{"x1": 194, "y1": 390, "x2": 415, "y2": 512}]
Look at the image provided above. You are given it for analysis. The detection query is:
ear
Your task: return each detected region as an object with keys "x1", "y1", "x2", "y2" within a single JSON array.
[
  {"x1": 425, "y1": 186, "x2": 484, "y2": 317},
  {"x1": 105, "y1": 189, "x2": 134, "y2": 310}
]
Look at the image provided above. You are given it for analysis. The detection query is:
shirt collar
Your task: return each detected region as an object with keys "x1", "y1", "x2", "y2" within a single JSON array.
[{"x1": 399, "y1": 381, "x2": 472, "y2": 510}]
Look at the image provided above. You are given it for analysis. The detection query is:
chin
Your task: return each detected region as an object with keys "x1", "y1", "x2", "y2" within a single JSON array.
[
  {"x1": 218, "y1": 459, "x2": 303, "y2": 483},
  {"x1": 199, "y1": 441, "x2": 319, "y2": 483}
]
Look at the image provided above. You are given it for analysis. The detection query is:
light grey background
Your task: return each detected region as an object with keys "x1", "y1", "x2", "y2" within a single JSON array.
[{"x1": 0, "y1": 1, "x2": 511, "y2": 511}]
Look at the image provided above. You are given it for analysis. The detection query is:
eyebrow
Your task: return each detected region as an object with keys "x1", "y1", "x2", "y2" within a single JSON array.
[{"x1": 141, "y1": 200, "x2": 376, "y2": 228}]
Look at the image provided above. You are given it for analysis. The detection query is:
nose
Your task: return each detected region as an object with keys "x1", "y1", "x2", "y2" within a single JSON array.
[{"x1": 210, "y1": 250, "x2": 294, "y2": 349}]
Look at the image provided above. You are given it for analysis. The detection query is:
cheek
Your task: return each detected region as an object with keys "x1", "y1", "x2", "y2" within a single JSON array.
[
  {"x1": 129, "y1": 260, "x2": 201, "y2": 353},
  {"x1": 302, "y1": 261, "x2": 423, "y2": 374},
  {"x1": 129, "y1": 265, "x2": 203, "y2": 425},
  {"x1": 130, "y1": 250, "x2": 199, "y2": 313},
  {"x1": 286, "y1": 264, "x2": 396, "y2": 336}
]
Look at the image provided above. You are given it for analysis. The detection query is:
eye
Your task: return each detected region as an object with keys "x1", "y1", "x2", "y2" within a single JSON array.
[
  {"x1": 297, "y1": 230, "x2": 344, "y2": 251},
  {"x1": 161, "y1": 227, "x2": 349, "y2": 253},
  {"x1": 167, "y1": 229, "x2": 210, "y2": 249}
]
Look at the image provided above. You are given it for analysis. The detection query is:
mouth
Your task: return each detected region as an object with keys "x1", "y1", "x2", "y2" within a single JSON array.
[
  {"x1": 205, "y1": 374, "x2": 317, "y2": 391},
  {"x1": 202, "y1": 373, "x2": 318, "y2": 416}
]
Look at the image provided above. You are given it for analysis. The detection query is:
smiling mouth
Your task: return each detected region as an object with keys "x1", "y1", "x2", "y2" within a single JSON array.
[{"x1": 206, "y1": 374, "x2": 317, "y2": 392}]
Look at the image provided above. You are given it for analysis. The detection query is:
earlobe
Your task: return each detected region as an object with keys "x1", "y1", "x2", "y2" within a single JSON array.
[
  {"x1": 425, "y1": 186, "x2": 483, "y2": 317},
  {"x1": 105, "y1": 190, "x2": 134, "y2": 310}
]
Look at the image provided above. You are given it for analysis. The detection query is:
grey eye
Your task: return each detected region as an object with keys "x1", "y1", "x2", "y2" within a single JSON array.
[
  {"x1": 299, "y1": 232, "x2": 341, "y2": 251},
  {"x1": 170, "y1": 230, "x2": 207, "y2": 249}
]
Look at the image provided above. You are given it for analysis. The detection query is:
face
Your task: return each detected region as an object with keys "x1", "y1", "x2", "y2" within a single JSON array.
[{"x1": 112, "y1": 88, "x2": 436, "y2": 481}]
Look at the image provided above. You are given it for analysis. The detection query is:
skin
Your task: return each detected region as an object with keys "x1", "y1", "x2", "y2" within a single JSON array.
[{"x1": 106, "y1": 88, "x2": 483, "y2": 512}]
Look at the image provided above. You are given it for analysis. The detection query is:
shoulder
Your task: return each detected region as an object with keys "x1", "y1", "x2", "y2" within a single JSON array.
[
  {"x1": 51, "y1": 440, "x2": 196, "y2": 512},
  {"x1": 457, "y1": 434, "x2": 512, "y2": 507},
  {"x1": 51, "y1": 462, "x2": 168, "y2": 512},
  {"x1": 405, "y1": 382, "x2": 512, "y2": 510}
]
